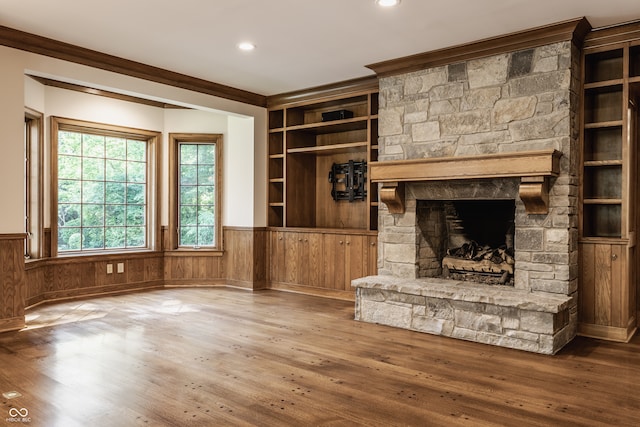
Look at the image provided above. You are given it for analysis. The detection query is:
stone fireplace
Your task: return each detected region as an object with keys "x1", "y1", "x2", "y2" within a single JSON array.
[{"x1": 352, "y1": 33, "x2": 582, "y2": 354}]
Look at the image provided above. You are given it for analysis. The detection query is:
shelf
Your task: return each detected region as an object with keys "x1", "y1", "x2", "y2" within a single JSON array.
[
  {"x1": 269, "y1": 154, "x2": 285, "y2": 159},
  {"x1": 584, "y1": 160, "x2": 622, "y2": 166},
  {"x1": 286, "y1": 117, "x2": 368, "y2": 134},
  {"x1": 287, "y1": 141, "x2": 368, "y2": 155},
  {"x1": 584, "y1": 121, "x2": 623, "y2": 129},
  {"x1": 583, "y1": 199, "x2": 623, "y2": 205},
  {"x1": 269, "y1": 202, "x2": 284, "y2": 207},
  {"x1": 269, "y1": 178, "x2": 284, "y2": 183},
  {"x1": 269, "y1": 128, "x2": 285, "y2": 133},
  {"x1": 584, "y1": 80, "x2": 624, "y2": 90}
]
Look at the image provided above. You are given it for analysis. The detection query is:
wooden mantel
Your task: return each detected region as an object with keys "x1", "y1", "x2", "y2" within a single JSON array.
[{"x1": 370, "y1": 150, "x2": 562, "y2": 215}]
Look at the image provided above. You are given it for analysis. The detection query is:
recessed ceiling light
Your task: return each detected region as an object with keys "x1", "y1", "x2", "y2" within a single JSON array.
[
  {"x1": 238, "y1": 42, "x2": 256, "y2": 51},
  {"x1": 376, "y1": 0, "x2": 401, "y2": 7}
]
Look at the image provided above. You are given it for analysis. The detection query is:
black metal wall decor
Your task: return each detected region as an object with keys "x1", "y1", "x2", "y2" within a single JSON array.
[{"x1": 328, "y1": 160, "x2": 367, "y2": 202}]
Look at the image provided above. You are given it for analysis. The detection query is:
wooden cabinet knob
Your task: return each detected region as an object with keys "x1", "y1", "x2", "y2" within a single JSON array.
[
  {"x1": 371, "y1": 242, "x2": 376, "y2": 246},
  {"x1": 612, "y1": 253, "x2": 618, "y2": 260},
  {"x1": 339, "y1": 241, "x2": 344, "y2": 245}
]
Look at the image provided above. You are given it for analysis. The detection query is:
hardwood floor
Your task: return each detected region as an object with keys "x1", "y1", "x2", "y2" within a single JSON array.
[{"x1": 0, "y1": 288, "x2": 638, "y2": 426}]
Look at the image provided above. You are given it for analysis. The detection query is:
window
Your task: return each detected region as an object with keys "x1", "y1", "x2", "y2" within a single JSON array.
[
  {"x1": 25, "y1": 109, "x2": 44, "y2": 259},
  {"x1": 169, "y1": 134, "x2": 222, "y2": 250},
  {"x1": 51, "y1": 117, "x2": 160, "y2": 255}
]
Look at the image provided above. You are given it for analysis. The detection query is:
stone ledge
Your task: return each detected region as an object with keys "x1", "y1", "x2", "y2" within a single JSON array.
[{"x1": 351, "y1": 275, "x2": 571, "y2": 314}]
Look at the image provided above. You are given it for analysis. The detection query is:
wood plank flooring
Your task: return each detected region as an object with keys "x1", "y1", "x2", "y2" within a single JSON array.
[{"x1": 0, "y1": 287, "x2": 638, "y2": 426}]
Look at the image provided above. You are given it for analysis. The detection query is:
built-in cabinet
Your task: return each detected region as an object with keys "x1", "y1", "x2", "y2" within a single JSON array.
[
  {"x1": 266, "y1": 79, "x2": 379, "y2": 299},
  {"x1": 268, "y1": 229, "x2": 377, "y2": 299},
  {"x1": 579, "y1": 37, "x2": 640, "y2": 341}
]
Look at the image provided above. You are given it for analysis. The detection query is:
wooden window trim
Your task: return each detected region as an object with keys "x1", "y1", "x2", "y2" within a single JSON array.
[
  {"x1": 168, "y1": 133, "x2": 223, "y2": 252},
  {"x1": 50, "y1": 116, "x2": 161, "y2": 257}
]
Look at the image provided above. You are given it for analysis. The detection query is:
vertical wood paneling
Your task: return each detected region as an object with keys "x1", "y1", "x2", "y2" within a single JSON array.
[
  {"x1": 0, "y1": 235, "x2": 26, "y2": 331},
  {"x1": 307, "y1": 233, "x2": 323, "y2": 287},
  {"x1": 345, "y1": 235, "x2": 365, "y2": 291},
  {"x1": 610, "y1": 245, "x2": 626, "y2": 327},
  {"x1": 579, "y1": 243, "x2": 596, "y2": 325},
  {"x1": 269, "y1": 231, "x2": 286, "y2": 283},
  {"x1": 594, "y1": 244, "x2": 612, "y2": 325},
  {"x1": 285, "y1": 232, "x2": 299, "y2": 284}
]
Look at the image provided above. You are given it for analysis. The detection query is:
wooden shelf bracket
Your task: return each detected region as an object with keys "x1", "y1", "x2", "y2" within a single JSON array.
[
  {"x1": 519, "y1": 176, "x2": 550, "y2": 214},
  {"x1": 379, "y1": 182, "x2": 405, "y2": 214}
]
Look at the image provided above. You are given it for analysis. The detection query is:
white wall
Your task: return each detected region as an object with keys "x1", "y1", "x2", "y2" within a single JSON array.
[{"x1": 0, "y1": 45, "x2": 267, "y2": 234}]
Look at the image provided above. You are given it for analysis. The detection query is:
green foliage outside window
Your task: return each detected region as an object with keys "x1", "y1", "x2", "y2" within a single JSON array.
[
  {"x1": 179, "y1": 143, "x2": 216, "y2": 247},
  {"x1": 57, "y1": 130, "x2": 147, "y2": 252}
]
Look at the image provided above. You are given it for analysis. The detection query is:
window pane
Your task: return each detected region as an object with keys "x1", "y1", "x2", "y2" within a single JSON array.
[
  {"x1": 127, "y1": 205, "x2": 145, "y2": 226},
  {"x1": 105, "y1": 227, "x2": 126, "y2": 248},
  {"x1": 82, "y1": 158, "x2": 105, "y2": 181},
  {"x1": 180, "y1": 206, "x2": 197, "y2": 226},
  {"x1": 126, "y1": 183, "x2": 145, "y2": 204},
  {"x1": 106, "y1": 205, "x2": 126, "y2": 226},
  {"x1": 58, "y1": 155, "x2": 82, "y2": 180},
  {"x1": 59, "y1": 227, "x2": 81, "y2": 251},
  {"x1": 82, "y1": 227, "x2": 104, "y2": 249},
  {"x1": 82, "y1": 204, "x2": 104, "y2": 227},
  {"x1": 82, "y1": 181, "x2": 105, "y2": 204},
  {"x1": 126, "y1": 227, "x2": 145, "y2": 247},
  {"x1": 198, "y1": 145, "x2": 215, "y2": 164},
  {"x1": 127, "y1": 161, "x2": 146, "y2": 183},
  {"x1": 180, "y1": 165, "x2": 197, "y2": 185},
  {"x1": 106, "y1": 137, "x2": 127, "y2": 160},
  {"x1": 127, "y1": 140, "x2": 146, "y2": 162},
  {"x1": 58, "y1": 131, "x2": 81, "y2": 155},
  {"x1": 180, "y1": 145, "x2": 198, "y2": 164},
  {"x1": 83, "y1": 134, "x2": 105, "y2": 158},
  {"x1": 198, "y1": 186, "x2": 215, "y2": 205},
  {"x1": 106, "y1": 182, "x2": 126, "y2": 204},
  {"x1": 180, "y1": 226, "x2": 197, "y2": 246},
  {"x1": 180, "y1": 186, "x2": 197, "y2": 205},
  {"x1": 197, "y1": 165, "x2": 214, "y2": 185},
  {"x1": 198, "y1": 226, "x2": 215, "y2": 246},
  {"x1": 58, "y1": 180, "x2": 81, "y2": 203},
  {"x1": 198, "y1": 205, "x2": 215, "y2": 226},
  {"x1": 58, "y1": 204, "x2": 80, "y2": 227},
  {"x1": 106, "y1": 159, "x2": 127, "y2": 182}
]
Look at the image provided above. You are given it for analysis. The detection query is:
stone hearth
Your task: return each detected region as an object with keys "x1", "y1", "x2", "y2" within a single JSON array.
[{"x1": 353, "y1": 36, "x2": 581, "y2": 354}]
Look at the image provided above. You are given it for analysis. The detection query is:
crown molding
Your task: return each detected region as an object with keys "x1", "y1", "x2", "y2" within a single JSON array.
[
  {"x1": 584, "y1": 19, "x2": 640, "y2": 50},
  {"x1": 0, "y1": 25, "x2": 267, "y2": 107},
  {"x1": 28, "y1": 75, "x2": 189, "y2": 109},
  {"x1": 366, "y1": 17, "x2": 592, "y2": 78},
  {"x1": 266, "y1": 75, "x2": 379, "y2": 108}
]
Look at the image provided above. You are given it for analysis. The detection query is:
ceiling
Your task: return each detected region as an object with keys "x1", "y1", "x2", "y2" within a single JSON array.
[{"x1": 2, "y1": 0, "x2": 640, "y2": 97}]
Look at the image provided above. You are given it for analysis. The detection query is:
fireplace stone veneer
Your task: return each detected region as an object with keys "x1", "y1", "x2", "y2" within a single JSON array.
[{"x1": 353, "y1": 35, "x2": 582, "y2": 354}]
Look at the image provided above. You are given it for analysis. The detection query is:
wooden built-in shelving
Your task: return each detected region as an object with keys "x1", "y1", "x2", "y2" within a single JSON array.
[{"x1": 578, "y1": 32, "x2": 639, "y2": 342}]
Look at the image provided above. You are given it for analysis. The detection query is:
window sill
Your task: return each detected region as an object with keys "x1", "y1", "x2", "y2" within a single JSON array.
[{"x1": 165, "y1": 248, "x2": 224, "y2": 257}]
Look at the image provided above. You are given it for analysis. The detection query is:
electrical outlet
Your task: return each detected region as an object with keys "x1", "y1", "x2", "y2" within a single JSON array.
[
  {"x1": 106, "y1": 264, "x2": 113, "y2": 274},
  {"x1": 117, "y1": 262, "x2": 124, "y2": 273}
]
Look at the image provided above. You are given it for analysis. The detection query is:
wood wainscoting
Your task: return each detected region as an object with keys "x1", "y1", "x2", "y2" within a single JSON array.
[
  {"x1": 0, "y1": 227, "x2": 269, "y2": 333},
  {"x1": 0, "y1": 234, "x2": 26, "y2": 332}
]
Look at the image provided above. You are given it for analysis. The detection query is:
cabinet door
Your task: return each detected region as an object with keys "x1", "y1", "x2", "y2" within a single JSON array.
[
  {"x1": 345, "y1": 235, "x2": 366, "y2": 289},
  {"x1": 305, "y1": 232, "x2": 324, "y2": 287},
  {"x1": 579, "y1": 242, "x2": 633, "y2": 340},
  {"x1": 268, "y1": 231, "x2": 286, "y2": 283},
  {"x1": 284, "y1": 231, "x2": 300, "y2": 284},
  {"x1": 323, "y1": 234, "x2": 346, "y2": 290}
]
